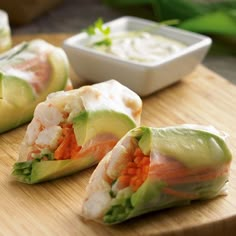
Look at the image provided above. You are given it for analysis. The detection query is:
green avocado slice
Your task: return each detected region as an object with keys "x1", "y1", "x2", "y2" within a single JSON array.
[
  {"x1": 0, "y1": 40, "x2": 69, "y2": 133},
  {"x1": 12, "y1": 155, "x2": 96, "y2": 184},
  {"x1": 0, "y1": 74, "x2": 36, "y2": 130},
  {"x1": 138, "y1": 126, "x2": 232, "y2": 168},
  {"x1": 73, "y1": 110, "x2": 136, "y2": 146},
  {"x1": 0, "y1": 75, "x2": 35, "y2": 106}
]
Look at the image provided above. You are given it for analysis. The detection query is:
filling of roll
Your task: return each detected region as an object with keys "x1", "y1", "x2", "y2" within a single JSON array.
[
  {"x1": 12, "y1": 80, "x2": 142, "y2": 184},
  {"x1": 82, "y1": 126, "x2": 231, "y2": 224}
]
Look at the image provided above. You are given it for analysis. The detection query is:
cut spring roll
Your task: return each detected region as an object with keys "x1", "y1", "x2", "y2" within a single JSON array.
[
  {"x1": 12, "y1": 80, "x2": 142, "y2": 184},
  {"x1": 0, "y1": 39, "x2": 71, "y2": 133},
  {"x1": 81, "y1": 125, "x2": 232, "y2": 224}
]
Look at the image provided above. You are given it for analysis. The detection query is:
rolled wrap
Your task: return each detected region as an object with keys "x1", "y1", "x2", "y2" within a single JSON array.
[
  {"x1": 0, "y1": 39, "x2": 71, "y2": 133},
  {"x1": 12, "y1": 80, "x2": 142, "y2": 184},
  {"x1": 81, "y1": 125, "x2": 232, "y2": 224},
  {"x1": 0, "y1": 10, "x2": 11, "y2": 53}
]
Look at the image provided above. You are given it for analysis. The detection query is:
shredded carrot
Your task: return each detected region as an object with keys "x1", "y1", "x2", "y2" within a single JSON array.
[
  {"x1": 117, "y1": 147, "x2": 150, "y2": 191},
  {"x1": 117, "y1": 148, "x2": 229, "y2": 194},
  {"x1": 54, "y1": 124, "x2": 82, "y2": 160},
  {"x1": 54, "y1": 123, "x2": 117, "y2": 160},
  {"x1": 165, "y1": 166, "x2": 229, "y2": 186},
  {"x1": 72, "y1": 139, "x2": 117, "y2": 160},
  {"x1": 119, "y1": 176, "x2": 131, "y2": 188},
  {"x1": 127, "y1": 168, "x2": 136, "y2": 175},
  {"x1": 150, "y1": 159, "x2": 229, "y2": 186},
  {"x1": 134, "y1": 148, "x2": 143, "y2": 157},
  {"x1": 163, "y1": 187, "x2": 198, "y2": 199}
]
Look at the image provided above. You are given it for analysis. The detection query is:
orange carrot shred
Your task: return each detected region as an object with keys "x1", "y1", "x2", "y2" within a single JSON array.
[
  {"x1": 163, "y1": 187, "x2": 198, "y2": 199},
  {"x1": 54, "y1": 123, "x2": 117, "y2": 161},
  {"x1": 117, "y1": 147, "x2": 150, "y2": 192},
  {"x1": 54, "y1": 125, "x2": 81, "y2": 160},
  {"x1": 127, "y1": 168, "x2": 136, "y2": 175}
]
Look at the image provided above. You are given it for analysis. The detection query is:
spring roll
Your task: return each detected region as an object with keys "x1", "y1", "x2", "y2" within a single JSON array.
[
  {"x1": 0, "y1": 10, "x2": 11, "y2": 53},
  {"x1": 81, "y1": 125, "x2": 232, "y2": 224},
  {"x1": 0, "y1": 39, "x2": 71, "y2": 133},
  {"x1": 12, "y1": 80, "x2": 142, "y2": 184}
]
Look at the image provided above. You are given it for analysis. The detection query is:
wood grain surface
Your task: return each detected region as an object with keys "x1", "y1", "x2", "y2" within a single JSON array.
[{"x1": 0, "y1": 34, "x2": 236, "y2": 236}]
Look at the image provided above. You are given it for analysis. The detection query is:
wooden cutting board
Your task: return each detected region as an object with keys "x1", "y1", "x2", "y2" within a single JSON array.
[{"x1": 0, "y1": 34, "x2": 236, "y2": 236}]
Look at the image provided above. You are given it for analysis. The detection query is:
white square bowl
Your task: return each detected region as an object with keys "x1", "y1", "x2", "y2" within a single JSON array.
[{"x1": 63, "y1": 16, "x2": 212, "y2": 96}]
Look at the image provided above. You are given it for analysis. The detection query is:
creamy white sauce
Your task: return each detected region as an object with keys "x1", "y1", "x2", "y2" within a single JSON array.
[{"x1": 89, "y1": 31, "x2": 186, "y2": 64}]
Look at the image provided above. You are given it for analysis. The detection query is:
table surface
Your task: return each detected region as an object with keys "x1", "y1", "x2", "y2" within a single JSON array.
[
  {"x1": 10, "y1": 0, "x2": 236, "y2": 85},
  {"x1": 0, "y1": 34, "x2": 236, "y2": 236}
]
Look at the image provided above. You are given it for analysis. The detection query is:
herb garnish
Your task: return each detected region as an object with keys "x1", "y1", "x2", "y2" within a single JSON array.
[
  {"x1": 84, "y1": 17, "x2": 179, "y2": 47},
  {"x1": 85, "y1": 18, "x2": 112, "y2": 46}
]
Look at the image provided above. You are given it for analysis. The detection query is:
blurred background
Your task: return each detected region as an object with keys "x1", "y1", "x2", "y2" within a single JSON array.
[{"x1": 1, "y1": 0, "x2": 236, "y2": 83}]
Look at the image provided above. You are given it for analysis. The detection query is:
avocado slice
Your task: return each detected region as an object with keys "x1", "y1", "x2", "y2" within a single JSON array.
[
  {"x1": 138, "y1": 126, "x2": 232, "y2": 168},
  {"x1": 12, "y1": 154, "x2": 96, "y2": 184},
  {"x1": 73, "y1": 110, "x2": 136, "y2": 146},
  {"x1": 137, "y1": 127, "x2": 152, "y2": 155},
  {"x1": 0, "y1": 75, "x2": 35, "y2": 106},
  {"x1": 0, "y1": 74, "x2": 36, "y2": 130},
  {"x1": 0, "y1": 40, "x2": 69, "y2": 133}
]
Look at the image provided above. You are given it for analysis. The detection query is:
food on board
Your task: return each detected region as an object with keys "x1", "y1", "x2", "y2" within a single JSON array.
[
  {"x1": 0, "y1": 10, "x2": 11, "y2": 53},
  {"x1": 12, "y1": 80, "x2": 142, "y2": 184},
  {"x1": 81, "y1": 125, "x2": 232, "y2": 224},
  {"x1": 0, "y1": 39, "x2": 71, "y2": 133}
]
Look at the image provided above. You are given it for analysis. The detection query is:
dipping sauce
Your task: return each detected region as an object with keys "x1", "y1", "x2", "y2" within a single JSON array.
[
  {"x1": 0, "y1": 10, "x2": 12, "y2": 53},
  {"x1": 89, "y1": 31, "x2": 186, "y2": 64}
]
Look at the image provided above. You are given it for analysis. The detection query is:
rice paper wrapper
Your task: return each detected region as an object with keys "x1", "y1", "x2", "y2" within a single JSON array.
[
  {"x1": 0, "y1": 10, "x2": 11, "y2": 53},
  {"x1": 0, "y1": 39, "x2": 71, "y2": 133},
  {"x1": 12, "y1": 80, "x2": 142, "y2": 184},
  {"x1": 81, "y1": 125, "x2": 232, "y2": 224}
]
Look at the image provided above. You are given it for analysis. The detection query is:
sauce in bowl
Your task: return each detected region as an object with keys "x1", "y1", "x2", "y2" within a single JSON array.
[{"x1": 88, "y1": 31, "x2": 186, "y2": 64}]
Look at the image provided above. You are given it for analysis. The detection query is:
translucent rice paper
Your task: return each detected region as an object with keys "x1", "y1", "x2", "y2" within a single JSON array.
[
  {"x1": 0, "y1": 10, "x2": 11, "y2": 53},
  {"x1": 0, "y1": 39, "x2": 71, "y2": 133},
  {"x1": 12, "y1": 80, "x2": 142, "y2": 184},
  {"x1": 81, "y1": 125, "x2": 232, "y2": 224}
]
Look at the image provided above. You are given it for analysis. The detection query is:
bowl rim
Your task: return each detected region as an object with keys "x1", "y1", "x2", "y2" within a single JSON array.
[{"x1": 63, "y1": 16, "x2": 212, "y2": 69}]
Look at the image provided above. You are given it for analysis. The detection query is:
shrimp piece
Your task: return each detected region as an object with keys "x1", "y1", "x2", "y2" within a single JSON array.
[
  {"x1": 35, "y1": 126, "x2": 62, "y2": 150},
  {"x1": 106, "y1": 135, "x2": 138, "y2": 179},
  {"x1": 25, "y1": 102, "x2": 64, "y2": 151},
  {"x1": 82, "y1": 136, "x2": 138, "y2": 219},
  {"x1": 34, "y1": 102, "x2": 64, "y2": 128},
  {"x1": 82, "y1": 153, "x2": 112, "y2": 219},
  {"x1": 82, "y1": 190, "x2": 112, "y2": 219},
  {"x1": 47, "y1": 90, "x2": 84, "y2": 121},
  {"x1": 25, "y1": 118, "x2": 42, "y2": 146}
]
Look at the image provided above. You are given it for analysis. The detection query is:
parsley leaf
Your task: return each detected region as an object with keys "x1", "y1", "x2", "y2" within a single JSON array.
[
  {"x1": 84, "y1": 18, "x2": 112, "y2": 47},
  {"x1": 94, "y1": 38, "x2": 112, "y2": 46},
  {"x1": 84, "y1": 17, "x2": 179, "y2": 48}
]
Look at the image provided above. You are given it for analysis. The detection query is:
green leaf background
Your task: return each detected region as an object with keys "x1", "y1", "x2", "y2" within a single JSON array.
[{"x1": 103, "y1": 0, "x2": 236, "y2": 54}]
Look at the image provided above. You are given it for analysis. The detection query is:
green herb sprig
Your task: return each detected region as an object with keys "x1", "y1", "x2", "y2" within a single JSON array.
[
  {"x1": 84, "y1": 17, "x2": 180, "y2": 47},
  {"x1": 84, "y1": 18, "x2": 112, "y2": 46}
]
